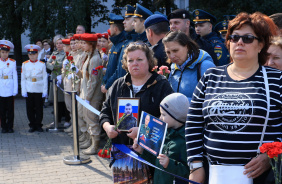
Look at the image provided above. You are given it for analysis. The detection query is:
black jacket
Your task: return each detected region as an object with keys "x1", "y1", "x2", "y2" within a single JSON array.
[{"x1": 99, "y1": 72, "x2": 173, "y2": 145}]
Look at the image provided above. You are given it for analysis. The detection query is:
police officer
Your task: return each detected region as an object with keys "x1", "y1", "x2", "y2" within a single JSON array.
[
  {"x1": 132, "y1": 3, "x2": 152, "y2": 42},
  {"x1": 21, "y1": 44, "x2": 48, "y2": 132},
  {"x1": 0, "y1": 40, "x2": 18, "y2": 133},
  {"x1": 101, "y1": 13, "x2": 126, "y2": 94},
  {"x1": 168, "y1": 9, "x2": 218, "y2": 64},
  {"x1": 192, "y1": 9, "x2": 230, "y2": 66},
  {"x1": 144, "y1": 14, "x2": 170, "y2": 68}
]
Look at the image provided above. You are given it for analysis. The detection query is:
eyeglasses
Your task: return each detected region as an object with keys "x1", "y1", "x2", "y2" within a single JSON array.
[{"x1": 228, "y1": 35, "x2": 259, "y2": 44}]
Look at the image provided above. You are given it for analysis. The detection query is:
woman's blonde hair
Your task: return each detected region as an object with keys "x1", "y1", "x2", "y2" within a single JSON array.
[
  {"x1": 122, "y1": 42, "x2": 157, "y2": 72},
  {"x1": 270, "y1": 36, "x2": 282, "y2": 50}
]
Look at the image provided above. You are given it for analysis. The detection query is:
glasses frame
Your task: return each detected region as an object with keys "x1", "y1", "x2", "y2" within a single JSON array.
[{"x1": 228, "y1": 35, "x2": 259, "y2": 44}]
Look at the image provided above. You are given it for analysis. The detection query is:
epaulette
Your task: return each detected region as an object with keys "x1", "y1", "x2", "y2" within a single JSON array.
[
  {"x1": 9, "y1": 58, "x2": 15, "y2": 62},
  {"x1": 23, "y1": 60, "x2": 29, "y2": 64},
  {"x1": 39, "y1": 61, "x2": 45, "y2": 64}
]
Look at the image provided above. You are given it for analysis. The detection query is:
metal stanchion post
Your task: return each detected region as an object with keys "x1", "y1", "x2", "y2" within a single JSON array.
[
  {"x1": 46, "y1": 78, "x2": 64, "y2": 132},
  {"x1": 64, "y1": 91, "x2": 91, "y2": 165}
]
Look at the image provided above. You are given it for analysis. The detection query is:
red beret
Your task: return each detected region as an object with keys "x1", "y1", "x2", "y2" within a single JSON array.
[
  {"x1": 70, "y1": 37, "x2": 75, "y2": 41},
  {"x1": 95, "y1": 33, "x2": 103, "y2": 39},
  {"x1": 81, "y1": 33, "x2": 98, "y2": 42},
  {"x1": 101, "y1": 33, "x2": 109, "y2": 39},
  {"x1": 73, "y1": 34, "x2": 82, "y2": 40},
  {"x1": 62, "y1": 39, "x2": 70, "y2": 45}
]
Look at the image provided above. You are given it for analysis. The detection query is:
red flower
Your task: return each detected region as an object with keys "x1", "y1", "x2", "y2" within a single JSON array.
[
  {"x1": 65, "y1": 52, "x2": 69, "y2": 56},
  {"x1": 95, "y1": 66, "x2": 104, "y2": 70},
  {"x1": 101, "y1": 48, "x2": 107, "y2": 53},
  {"x1": 52, "y1": 56, "x2": 56, "y2": 60},
  {"x1": 151, "y1": 66, "x2": 158, "y2": 72},
  {"x1": 67, "y1": 56, "x2": 73, "y2": 61},
  {"x1": 260, "y1": 142, "x2": 282, "y2": 158},
  {"x1": 98, "y1": 149, "x2": 111, "y2": 158},
  {"x1": 7, "y1": 63, "x2": 9, "y2": 67}
]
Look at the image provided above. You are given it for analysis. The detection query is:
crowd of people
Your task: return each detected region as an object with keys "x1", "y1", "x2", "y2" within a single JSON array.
[{"x1": 0, "y1": 3, "x2": 282, "y2": 184}]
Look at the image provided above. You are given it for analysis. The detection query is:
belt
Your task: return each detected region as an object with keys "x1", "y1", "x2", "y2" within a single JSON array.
[
  {"x1": 26, "y1": 77, "x2": 43, "y2": 82},
  {"x1": 1, "y1": 75, "x2": 13, "y2": 79}
]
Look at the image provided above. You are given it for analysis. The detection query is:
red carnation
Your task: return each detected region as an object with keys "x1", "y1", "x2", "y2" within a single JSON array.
[
  {"x1": 7, "y1": 63, "x2": 9, "y2": 66},
  {"x1": 65, "y1": 52, "x2": 69, "y2": 56},
  {"x1": 101, "y1": 48, "x2": 107, "y2": 53},
  {"x1": 67, "y1": 56, "x2": 73, "y2": 61},
  {"x1": 52, "y1": 56, "x2": 56, "y2": 60}
]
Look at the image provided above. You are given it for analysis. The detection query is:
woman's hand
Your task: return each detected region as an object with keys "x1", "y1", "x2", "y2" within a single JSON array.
[
  {"x1": 133, "y1": 138, "x2": 143, "y2": 154},
  {"x1": 157, "y1": 154, "x2": 169, "y2": 168},
  {"x1": 189, "y1": 167, "x2": 205, "y2": 184},
  {"x1": 244, "y1": 153, "x2": 271, "y2": 178},
  {"x1": 103, "y1": 122, "x2": 119, "y2": 139},
  {"x1": 101, "y1": 85, "x2": 107, "y2": 94},
  {"x1": 127, "y1": 127, "x2": 138, "y2": 139}
]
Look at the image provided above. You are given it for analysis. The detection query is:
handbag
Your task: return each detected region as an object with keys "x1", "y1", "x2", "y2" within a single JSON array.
[{"x1": 209, "y1": 66, "x2": 270, "y2": 184}]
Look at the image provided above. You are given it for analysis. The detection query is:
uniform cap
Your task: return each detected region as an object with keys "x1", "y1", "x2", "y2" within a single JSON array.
[
  {"x1": 168, "y1": 9, "x2": 190, "y2": 20},
  {"x1": 223, "y1": 15, "x2": 236, "y2": 22},
  {"x1": 160, "y1": 93, "x2": 190, "y2": 124},
  {"x1": 109, "y1": 13, "x2": 124, "y2": 24},
  {"x1": 215, "y1": 20, "x2": 228, "y2": 33},
  {"x1": 0, "y1": 40, "x2": 14, "y2": 51},
  {"x1": 192, "y1": 9, "x2": 217, "y2": 24},
  {"x1": 144, "y1": 14, "x2": 169, "y2": 29},
  {"x1": 101, "y1": 33, "x2": 109, "y2": 39},
  {"x1": 24, "y1": 44, "x2": 41, "y2": 54},
  {"x1": 81, "y1": 33, "x2": 98, "y2": 42},
  {"x1": 133, "y1": 3, "x2": 153, "y2": 20},
  {"x1": 154, "y1": 11, "x2": 167, "y2": 18},
  {"x1": 125, "y1": 5, "x2": 135, "y2": 18},
  {"x1": 62, "y1": 39, "x2": 70, "y2": 45}
]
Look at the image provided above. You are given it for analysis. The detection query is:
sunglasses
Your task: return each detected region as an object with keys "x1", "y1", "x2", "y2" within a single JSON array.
[{"x1": 228, "y1": 35, "x2": 259, "y2": 44}]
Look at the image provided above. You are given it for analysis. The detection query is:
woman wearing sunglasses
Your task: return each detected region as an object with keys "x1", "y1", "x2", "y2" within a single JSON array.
[{"x1": 186, "y1": 12, "x2": 281, "y2": 184}]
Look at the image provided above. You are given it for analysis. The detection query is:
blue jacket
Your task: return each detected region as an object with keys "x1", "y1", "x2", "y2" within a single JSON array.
[
  {"x1": 169, "y1": 49, "x2": 215, "y2": 101},
  {"x1": 103, "y1": 31, "x2": 126, "y2": 86},
  {"x1": 203, "y1": 31, "x2": 230, "y2": 66}
]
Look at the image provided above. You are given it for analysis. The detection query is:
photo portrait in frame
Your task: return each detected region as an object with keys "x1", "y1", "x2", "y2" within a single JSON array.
[{"x1": 116, "y1": 97, "x2": 140, "y2": 132}]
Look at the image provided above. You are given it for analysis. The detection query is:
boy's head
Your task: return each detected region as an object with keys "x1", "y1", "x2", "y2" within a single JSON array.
[
  {"x1": 0, "y1": 40, "x2": 14, "y2": 59},
  {"x1": 160, "y1": 93, "x2": 190, "y2": 129},
  {"x1": 24, "y1": 44, "x2": 41, "y2": 61}
]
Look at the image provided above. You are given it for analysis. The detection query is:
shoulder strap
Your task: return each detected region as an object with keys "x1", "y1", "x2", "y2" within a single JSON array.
[{"x1": 257, "y1": 66, "x2": 270, "y2": 154}]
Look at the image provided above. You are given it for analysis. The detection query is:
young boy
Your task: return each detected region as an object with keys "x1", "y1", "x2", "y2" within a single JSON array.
[
  {"x1": 21, "y1": 44, "x2": 48, "y2": 132},
  {"x1": 133, "y1": 93, "x2": 190, "y2": 184},
  {"x1": 0, "y1": 40, "x2": 18, "y2": 133}
]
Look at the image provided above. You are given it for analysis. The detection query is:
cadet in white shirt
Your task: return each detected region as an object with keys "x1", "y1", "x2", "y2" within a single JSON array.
[
  {"x1": 0, "y1": 40, "x2": 18, "y2": 133},
  {"x1": 21, "y1": 44, "x2": 48, "y2": 133}
]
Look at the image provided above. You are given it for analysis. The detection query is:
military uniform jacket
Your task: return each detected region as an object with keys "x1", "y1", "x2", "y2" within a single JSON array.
[
  {"x1": 203, "y1": 31, "x2": 230, "y2": 66},
  {"x1": 151, "y1": 39, "x2": 169, "y2": 68},
  {"x1": 0, "y1": 58, "x2": 18, "y2": 97},
  {"x1": 21, "y1": 60, "x2": 47, "y2": 94}
]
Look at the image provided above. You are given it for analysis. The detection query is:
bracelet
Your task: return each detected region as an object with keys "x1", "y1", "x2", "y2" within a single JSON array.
[{"x1": 190, "y1": 167, "x2": 203, "y2": 174}]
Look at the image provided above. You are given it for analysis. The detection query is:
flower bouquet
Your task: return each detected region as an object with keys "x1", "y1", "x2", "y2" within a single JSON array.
[
  {"x1": 98, "y1": 114, "x2": 129, "y2": 158},
  {"x1": 152, "y1": 65, "x2": 170, "y2": 79},
  {"x1": 260, "y1": 142, "x2": 282, "y2": 184}
]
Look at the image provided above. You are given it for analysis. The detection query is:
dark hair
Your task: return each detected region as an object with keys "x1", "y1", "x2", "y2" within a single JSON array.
[
  {"x1": 112, "y1": 23, "x2": 124, "y2": 32},
  {"x1": 122, "y1": 41, "x2": 157, "y2": 72},
  {"x1": 269, "y1": 13, "x2": 282, "y2": 29},
  {"x1": 226, "y1": 12, "x2": 273, "y2": 65},
  {"x1": 162, "y1": 31, "x2": 199, "y2": 63},
  {"x1": 147, "y1": 21, "x2": 169, "y2": 35},
  {"x1": 125, "y1": 103, "x2": 132, "y2": 107}
]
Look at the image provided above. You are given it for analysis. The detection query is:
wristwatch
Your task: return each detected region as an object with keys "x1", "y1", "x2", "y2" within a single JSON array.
[{"x1": 189, "y1": 162, "x2": 203, "y2": 170}]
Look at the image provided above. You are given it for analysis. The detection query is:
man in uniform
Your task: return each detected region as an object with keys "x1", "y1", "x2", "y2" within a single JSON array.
[
  {"x1": 192, "y1": 9, "x2": 230, "y2": 66},
  {"x1": 0, "y1": 40, "x2": 18, "y2": 133},
  {"x1": 139, "y1": 114, "x2": 151, "y2": 142},
  {"x1": 214, "y1": 15, "x2": 236, "y2": 40},
  {"x1": 132, "y1": 3, "x2": 153, "y2": 42},
  {"x1": 101, "y1": 13, "x2": 126, "y2": 93},
  {"x1": 144, "y1": 14, "x2": 170, "y2": 68},
  {"x1": 21, "y1": 44, "x2": 48, "y2": 132},
  {"x1": 118, "y1": 103, "x2": 137, "y2": 131},
  {"x1": 168, "y1": 9, "x2": 217, "y2": 64}
]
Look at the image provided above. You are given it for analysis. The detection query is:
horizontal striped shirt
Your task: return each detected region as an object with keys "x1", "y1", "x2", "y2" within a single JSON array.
[{"x1": 185, "y1": 64, "x2": 282, "y2": 165}]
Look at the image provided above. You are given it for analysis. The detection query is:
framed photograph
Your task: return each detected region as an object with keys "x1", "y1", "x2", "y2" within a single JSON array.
[
  {"x1": 137, "y1": 111, "x2": 167, "y2": 156},
  {"x1": 116, "y1": 97, "x2": 140, "y2": 132}
]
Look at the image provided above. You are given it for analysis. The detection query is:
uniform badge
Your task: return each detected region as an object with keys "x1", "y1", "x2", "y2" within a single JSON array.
[
  {"x1": 214, "y1": 45, "x2": 223, "y2": 60},
  {"x1": 183, "y1": 14, "x2": 186, "y2": 19},
  {"x1": 195, "y1": 10, "x2": 199, "y2": 16}
]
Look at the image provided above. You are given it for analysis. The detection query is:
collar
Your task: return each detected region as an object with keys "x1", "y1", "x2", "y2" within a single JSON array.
[
  {"x1": 0, "y1": 58, "x2": 8, "y2": 62},
  {"x1": 44, "y1": 48, "x2": 50, "y2": 52},
  {"x1": 30, "y1": 60, "x2": 38, "y2": 63},
  {"x1": 176, "y1": 54, "x2": 192, "y2": 71},
  {"x1": 109, "y1": 30, "x2": 126, "y2": 44}
]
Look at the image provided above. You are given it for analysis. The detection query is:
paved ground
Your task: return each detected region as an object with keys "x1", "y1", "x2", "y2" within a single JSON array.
[{"x1": 0, "y1": 96, "x2": 112, "y2": 184}]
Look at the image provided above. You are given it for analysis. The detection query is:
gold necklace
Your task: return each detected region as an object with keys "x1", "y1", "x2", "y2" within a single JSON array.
[{"x1": 229, "y1": 65, "x2": 247, "y2": 80}]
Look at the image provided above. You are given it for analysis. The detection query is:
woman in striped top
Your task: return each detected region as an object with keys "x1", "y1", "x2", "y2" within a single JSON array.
[{"x1": 186, "y1": 12, "x2": 281, "y2": 184}]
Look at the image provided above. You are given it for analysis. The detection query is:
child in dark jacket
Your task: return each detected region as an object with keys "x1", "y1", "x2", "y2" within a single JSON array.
[{"x1": 133, "y1": 93, "x2": 190, "y2": 184}]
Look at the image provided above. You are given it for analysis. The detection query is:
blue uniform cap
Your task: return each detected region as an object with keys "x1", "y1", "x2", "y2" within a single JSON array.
[
  {"x1": 154, "y1": 11, "x2": 167, "y2": 18},
  {"x1": 133, "y1": 3, "x2": 153, "y2": 20},
  {"x1": 125, "y1": 5, "x2": 135, "y2": 18},
  {"x1": 109, "y1": 13, "x2": 124, "y2": 24},
  {"x1": 223, "y1": 15, "x2": 236, "y2": 22},
  {"x1": 214, "y1": 20, "x2": 228, "y2": 33},
  {"x1": 192, "y1": 9, "x2": 217, "y2": 24},
  {"x1": 144, "y1": 14, "x2": 169, "y2": 29}
]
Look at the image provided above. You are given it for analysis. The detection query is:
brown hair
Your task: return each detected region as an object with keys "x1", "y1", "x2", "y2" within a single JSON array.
[
  {"x1": 162, "y1": 31, "x2": 199, "y2": 64},
  {"x1": 122, "y1": 42, "x2": 157, "y2": 72},
  {"x1": 226, "y1": 12, "x2": 273, "y2": 65},
  {"x1": 85, "y1": 41, "x2": 97, "y2": 58}
]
